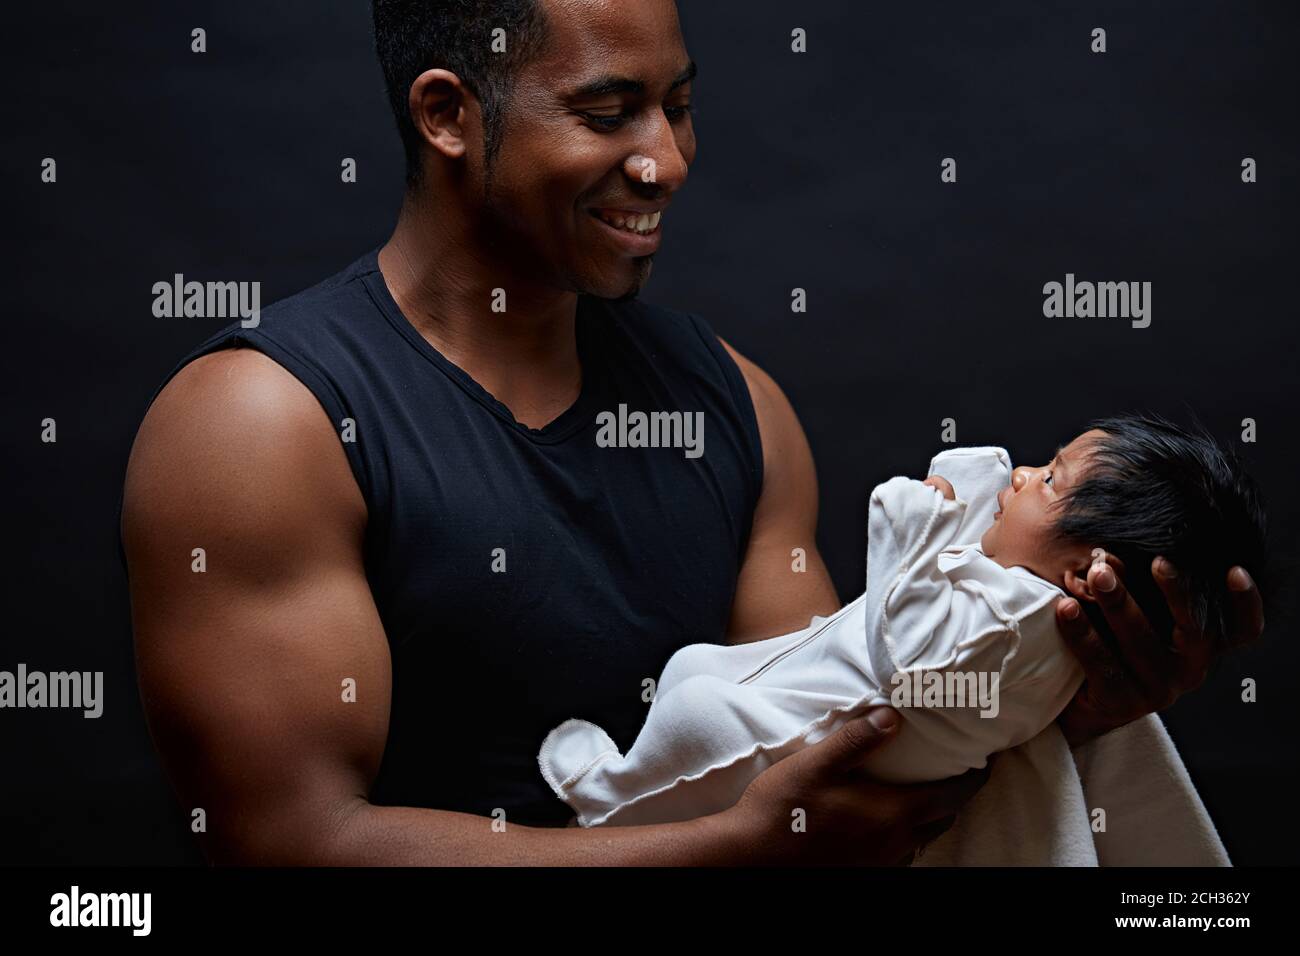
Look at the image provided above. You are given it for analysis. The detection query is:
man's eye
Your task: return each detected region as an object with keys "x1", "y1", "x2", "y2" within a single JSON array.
[
  {"x1": 581, "y1": 112, "x2": 628, "y2": 131},
  {"x1": 1044, "y1": 471, "x2": 1054, "y2": 486},
  {"x1": 665, "y1": 104, "x2": 692, "y2": 121}
]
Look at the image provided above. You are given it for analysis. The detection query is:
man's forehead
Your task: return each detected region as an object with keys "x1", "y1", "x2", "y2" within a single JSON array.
[{"x1": 531, "y1": 0, "x2": 689, "y2": 89}]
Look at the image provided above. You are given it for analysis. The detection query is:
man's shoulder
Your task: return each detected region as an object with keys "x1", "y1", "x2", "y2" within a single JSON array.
[
  {"x1": 157, "y1": 347, "x2": 323, "y2": 419},
  {"x1": 245, "y1": 247, "x2": 381, "y2": 334},
  {"x1": 140, "y1": 249, "x2": 385, "y2": 445},
  {"x1": 135, "y1": 348, "x2": 344, "y2": 493},
  {"x1": 124, "y1": 346, "x2": 364, "y2": 546}
]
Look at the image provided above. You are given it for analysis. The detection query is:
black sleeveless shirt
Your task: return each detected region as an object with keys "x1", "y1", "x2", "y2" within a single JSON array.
[{"x1": 135, "y1": 248, "x2": 764, "y2": 826}]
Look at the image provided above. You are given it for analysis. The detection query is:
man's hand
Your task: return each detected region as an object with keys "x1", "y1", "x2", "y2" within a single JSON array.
[
  {"x1": 1055, "y1": 555, "x2": 1265, "y2": 746},
  {"x1": 723, "y1": 707, "x2": 990, "y2": 865}
]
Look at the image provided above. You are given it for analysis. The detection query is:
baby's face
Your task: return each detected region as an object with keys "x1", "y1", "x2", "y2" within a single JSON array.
[{"x1": 980, "y1": 429, "x2": 1106, "y2": 586}]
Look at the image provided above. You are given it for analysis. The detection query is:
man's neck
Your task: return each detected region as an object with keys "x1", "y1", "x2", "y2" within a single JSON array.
[{"x1": 378, "y1": 195, "x2": 585, "y2": 430}]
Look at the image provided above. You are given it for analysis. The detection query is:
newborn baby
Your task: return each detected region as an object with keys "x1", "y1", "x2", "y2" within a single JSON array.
[{"x1": 538, "y1": 414, "x2": 1268, "y2": 828}]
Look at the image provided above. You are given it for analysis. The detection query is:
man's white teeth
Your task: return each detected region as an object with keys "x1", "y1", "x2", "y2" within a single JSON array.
[{"x1": 600, "y1": 210, "x2": 661, "y2": 234}]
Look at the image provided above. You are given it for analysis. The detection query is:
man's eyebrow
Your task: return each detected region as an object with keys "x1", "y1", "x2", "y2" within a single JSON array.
[
  {"x1": 571, "y1": 75, "x2": 643, "y2": 98},
  {"x1": 669, "y1": 61, "x2": 698, "y2": 91},
  {"x1": 569, "y1": 61, "x2": 696, "y2": 99}
]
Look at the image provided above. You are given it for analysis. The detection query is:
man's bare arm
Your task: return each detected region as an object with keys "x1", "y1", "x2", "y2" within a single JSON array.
[
  {"x1": 717, "y1": 338, "x2": 842, "y2": 644},
  {"x1": 122, "y1": 348, "x2": 741, "y2": 864},
  {"x1": 124, "y1": 348, "x2": 975, "y2": 865}
]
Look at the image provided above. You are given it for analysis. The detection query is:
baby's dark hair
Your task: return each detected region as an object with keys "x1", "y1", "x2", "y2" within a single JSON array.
[{"x1": 1052, "y1": 413, "x2": 1269, "y2": 649}]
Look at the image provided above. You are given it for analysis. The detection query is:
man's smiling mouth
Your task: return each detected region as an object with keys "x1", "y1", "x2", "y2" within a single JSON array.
[{"x1": 591, "y1": 208, "x2": 663, "y2": 235}]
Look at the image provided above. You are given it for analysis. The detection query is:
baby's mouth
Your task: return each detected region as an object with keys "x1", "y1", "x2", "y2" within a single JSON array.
[{"x1": 995, "y1": 487, "x2": 1011, "y2": 514}]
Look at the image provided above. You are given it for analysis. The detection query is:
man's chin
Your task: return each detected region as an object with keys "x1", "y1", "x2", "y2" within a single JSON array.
[
  {"x1": 583, "y1": 257, "x2": 653, "y2": 302},
  {"x1": 612, "y1": 282, "x2": 644, "y2": 304}
]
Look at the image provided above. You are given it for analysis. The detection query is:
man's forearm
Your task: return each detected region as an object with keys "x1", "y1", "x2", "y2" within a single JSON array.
[{"x1": 313, "y1": 800, "x2": 747, "y2": 866}]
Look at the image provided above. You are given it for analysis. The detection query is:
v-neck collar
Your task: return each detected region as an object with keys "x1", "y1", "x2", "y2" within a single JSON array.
[{"x1": 362, "y1": 247, "x2": 605, "y2": 445}]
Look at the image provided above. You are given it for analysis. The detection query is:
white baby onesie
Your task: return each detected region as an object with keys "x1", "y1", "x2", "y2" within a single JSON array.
[{"x1": 537, "y1": 447, "x2": 1086, "y2": 827}]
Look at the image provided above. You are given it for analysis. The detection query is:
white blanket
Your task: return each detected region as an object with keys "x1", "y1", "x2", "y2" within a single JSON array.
[{"x1": 913, "y1": 713, "x2": 1230, "y2": 866}]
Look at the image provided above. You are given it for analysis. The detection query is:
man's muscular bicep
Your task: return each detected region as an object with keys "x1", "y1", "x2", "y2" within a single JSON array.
[
  {"x1": 122, "y1": 349, "x2": 390, "y2": 864},
  {"x1": 717, "y1": 339, "x2": 841, "y2": 644}
]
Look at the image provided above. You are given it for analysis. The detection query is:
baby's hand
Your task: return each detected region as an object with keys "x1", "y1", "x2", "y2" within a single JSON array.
[{"x1": 922, "y1": 475, "x2": 955, "y2": 500}]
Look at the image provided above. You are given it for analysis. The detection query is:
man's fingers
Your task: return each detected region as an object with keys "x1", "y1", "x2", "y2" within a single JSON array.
[
  {"x1": 1151, "y1": 557, "x2": 1213, "y2": 692},
  {"x1": 895, "y1": 763, "x2": 993, "y2": 826},
  {"x1": 1152, "y1": 557, "x2": 1197, "y2": 639},
  {"x1": 1225, "y1": 566, "x2": 1265, "y2": 648},
  {"x1": 1057, "y1": 686, "x2": 1106, "y2": 748},
  {"x1": 1056, "y1": 597, "x2": 1118, "y2": 676},
  {"x1": 813, "y1": 709, "x2": 899, "y2": 773},
  {"x1": 1088, "y1": 559, "x2": 1166, "y2": 694},
  {"x1": 912, "y1": 812, "x2": 958, "y2": 849},
  {"x1": 1055, "y1": 594, "x2": 1142, "y2": 742}
]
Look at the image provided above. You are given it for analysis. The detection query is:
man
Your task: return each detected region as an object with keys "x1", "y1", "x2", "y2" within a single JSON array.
[{"x1": 121, "y1": 0, "x2": 1262, "y2": 865}]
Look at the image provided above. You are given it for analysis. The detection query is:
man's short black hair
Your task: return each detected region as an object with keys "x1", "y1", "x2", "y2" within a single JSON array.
[
  {"x1": 372, "y1": 0, "x2": 549, "y2": 186},
  {"x1": 1052, "y1": 412, "x2": 1269, "y2": 649}
]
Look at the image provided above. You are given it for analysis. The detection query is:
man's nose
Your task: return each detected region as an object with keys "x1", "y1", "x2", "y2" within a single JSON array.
[{"x1": 623, "y1": 117, "x2": 689, "y2": 192}]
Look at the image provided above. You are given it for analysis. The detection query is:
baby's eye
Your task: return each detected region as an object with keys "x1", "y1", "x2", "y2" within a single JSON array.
[{"x1": 1044, "y1": 471, "x2": 1054, "y2": 486}]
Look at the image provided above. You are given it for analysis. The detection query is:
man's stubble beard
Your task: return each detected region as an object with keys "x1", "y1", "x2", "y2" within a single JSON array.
[
  {"x1": 548, "y1": 253, "x2": 655, "y2": 304},
  {"x1": 611, "y1": 256, "x2": 654, "y2": 303},
  {"x1": 481, "y1": 159, "x2": 655, "y2": 303},
  {"x1": 480, "y1": 121, "x2": 657, "y2": 303}
]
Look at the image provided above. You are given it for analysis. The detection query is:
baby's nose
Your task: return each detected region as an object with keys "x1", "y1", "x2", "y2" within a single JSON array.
[{"x1": 1012, "y1": 464, "x2": 1047, "y2": 490}]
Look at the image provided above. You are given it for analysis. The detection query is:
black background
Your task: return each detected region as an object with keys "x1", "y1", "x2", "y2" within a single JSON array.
[{"x1": 3, "y1": 0, "x2": 1297, "y2": 865}]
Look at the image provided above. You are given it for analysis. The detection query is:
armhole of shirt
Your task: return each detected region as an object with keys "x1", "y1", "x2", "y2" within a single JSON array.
[
  {"x1": 118, "y1": 326, "x2": 378, "y2": 571},
  {"x1": 683, "y1": 313, "x2": 765, "y2": 510},
  {"x1": 218, "y1": 328, "x2": 377, "y2": 510}
]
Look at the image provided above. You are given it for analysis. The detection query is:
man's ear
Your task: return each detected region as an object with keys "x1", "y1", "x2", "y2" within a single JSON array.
[{"x1": 408, "y1": 68, "x2": 471, "y2": 161}]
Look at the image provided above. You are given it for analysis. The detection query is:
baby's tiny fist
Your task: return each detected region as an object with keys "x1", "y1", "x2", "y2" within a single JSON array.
[{"x1": 922, "y1": 475, "x2": 956, "y2": 500}]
